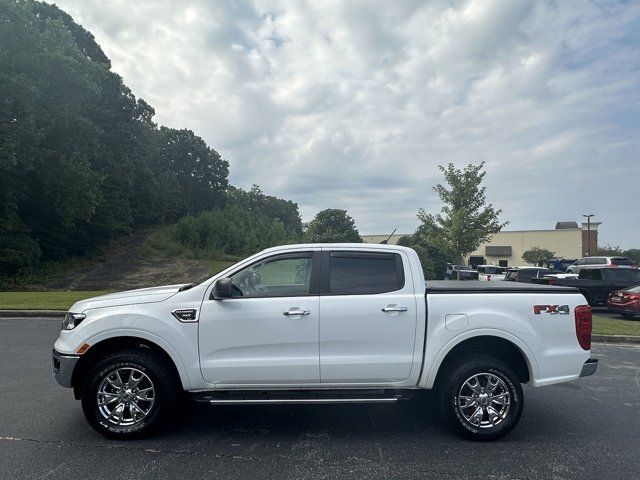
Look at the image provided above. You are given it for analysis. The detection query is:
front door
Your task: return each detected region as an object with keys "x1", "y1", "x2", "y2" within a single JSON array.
[
  {"x1": 199, "y1": 251, "x2": 320, "y2": 385},
  {"x1": 319, "y1": 250, "x2": 417, "y2": 383}
]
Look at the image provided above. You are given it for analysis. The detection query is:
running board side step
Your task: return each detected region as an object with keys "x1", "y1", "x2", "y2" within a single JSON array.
[{"x1": 191, "y1": 389, "x2": 413, "y2": 405}]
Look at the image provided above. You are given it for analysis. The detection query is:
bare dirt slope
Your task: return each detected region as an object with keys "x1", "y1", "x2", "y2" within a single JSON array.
[{"x1": 48, "y1": 232, "x2": 216, "y2": 291}]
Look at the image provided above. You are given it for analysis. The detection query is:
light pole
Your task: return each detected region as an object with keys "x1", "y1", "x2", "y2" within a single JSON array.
[{"x1": 583, "y1": 214, "x2": 594, "y2": 257}]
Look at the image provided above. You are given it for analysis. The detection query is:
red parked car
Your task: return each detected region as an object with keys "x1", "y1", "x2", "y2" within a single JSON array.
[{"x1": 607, "y1": 285, "x2": 640, "y2": 319}]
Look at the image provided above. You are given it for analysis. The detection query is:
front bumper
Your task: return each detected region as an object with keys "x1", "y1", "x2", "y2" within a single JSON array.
[
  {"x1": 579, "y1": 358, "x2": 598, "y2": 378},
  {"x1": 52, "y1": 349, "x2": 79, "y2": 388}
]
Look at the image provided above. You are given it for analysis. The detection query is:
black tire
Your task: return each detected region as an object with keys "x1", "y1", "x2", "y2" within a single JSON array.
[
  {"x1": 621, "y1": 313, "x2": 637, "y2": 319},
  {"x1": 81, "y1": 349, "x2": 178, "y2": 439},
  {"x1": 438, "y1": 354, "x2": 524, "y2": 441}
]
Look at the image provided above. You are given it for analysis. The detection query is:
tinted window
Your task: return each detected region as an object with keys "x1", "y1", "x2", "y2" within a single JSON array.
[
  {"x1": 603, "y1": 269, "x2": 640, "y2": 284},
  {"x1": 517, "y1": 269, "x2": 537, "y2": 283},
  {"x1": 585, "y1": 257, "x2": 606, "y2": 265},
  {"x1": 580, "y1": 269, "x2": 603, "y2": 280},
  {"x1": 231, "y1": 253, "x2": 313, "y2": 298},
  {"x1": 329, "y1": 252, "x2": 403, "y2": 295},
  {"x1": 505, "y1": 270, "x2": 518, "y2": 281},
  {"x1": 611, "y1": 257, "x2": 634, "y2": 266}
]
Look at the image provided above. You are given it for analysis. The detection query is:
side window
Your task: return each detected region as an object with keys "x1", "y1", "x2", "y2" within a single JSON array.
[
  {"x1": 576, "y1": 259, "x2": 586, "y2": 265},
  {"x1": 230, "y1": 253, "x2": 313, "y2": 298},
  {"x1": 329, "y1": 252, "x2": 404, "y2": 295}
]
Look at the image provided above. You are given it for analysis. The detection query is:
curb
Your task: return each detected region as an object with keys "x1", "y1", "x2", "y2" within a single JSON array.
[
  {"x1": 0, "y1": 310, "x2": 65, "y2": 319},
  {"x1": 592, "y1": 334, "x2": 640, "y2": 345}
]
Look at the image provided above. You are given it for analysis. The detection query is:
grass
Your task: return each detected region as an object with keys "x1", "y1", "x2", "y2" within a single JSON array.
[
  {"x1": 0, "y1": 291, "x2": 109, "y2": 310},
  {"x1": 592, "y1": 315, "x2": 640, "y2": 336}
]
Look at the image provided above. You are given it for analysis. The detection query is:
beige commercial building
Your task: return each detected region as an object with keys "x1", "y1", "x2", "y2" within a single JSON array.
[{"x1": 362, "y1": 221, "x2": 600, "y2": 268}]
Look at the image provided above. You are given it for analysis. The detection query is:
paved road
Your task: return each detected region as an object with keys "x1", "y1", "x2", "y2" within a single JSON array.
[{"x1": 1, "y1": 318, "x2": 639, "y2": 480}]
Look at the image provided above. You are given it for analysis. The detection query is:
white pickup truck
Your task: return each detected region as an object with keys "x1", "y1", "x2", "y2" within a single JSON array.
[{"x1": 53, "y1": 243, "x2": 597, "y2": 441}]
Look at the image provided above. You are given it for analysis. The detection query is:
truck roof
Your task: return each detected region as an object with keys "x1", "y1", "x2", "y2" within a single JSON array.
[{"x1": 257, "y1": 243, "x2": 417, "y2": 254}]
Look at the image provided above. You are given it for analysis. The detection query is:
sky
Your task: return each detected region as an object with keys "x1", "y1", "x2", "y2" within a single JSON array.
[{"x1": 54, "y1": 0, "x2": 640, "y2": 247}]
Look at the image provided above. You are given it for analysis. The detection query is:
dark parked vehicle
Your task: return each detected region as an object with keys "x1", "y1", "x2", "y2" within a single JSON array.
[
  {"x1": 444, "y1": 264, "x2": 479, "y2": 280},
  {"x1": 550, "y1": 268, "x2": 640, "y2": 306},
  {"x1": 607, "y1": 285, "x2": 640, "y2": 319},
  {"x1": 504, "y1": 268, "x2": 553, "y2": 283}
]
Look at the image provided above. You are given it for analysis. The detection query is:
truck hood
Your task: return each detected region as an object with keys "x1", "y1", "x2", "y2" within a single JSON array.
[{"x1": 72, "y1": 284, "x2": 188, "y2": 312}]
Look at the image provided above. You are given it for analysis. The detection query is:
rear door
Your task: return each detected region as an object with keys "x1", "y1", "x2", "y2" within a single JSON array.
[{"x1": 318, "y1": 250, "x2": 417, "y2": 383}]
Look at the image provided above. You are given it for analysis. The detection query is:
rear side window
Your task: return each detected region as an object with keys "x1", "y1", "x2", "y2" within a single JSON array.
[
  {"x1": 611, "y1": 257, "x2": 634, "y2": 266},
  {"x1": 329, "y1": 252, "x2": 404, "y2": 295},
  {"x1": 518, "y1": 269, "x2": 536, "y2": 283},
  {"x1": 580, "y1": 269, "x2": 603, "y2": 280},
  {"x1": 603, "y1": 269, "x2": 640, "y2": 283}
]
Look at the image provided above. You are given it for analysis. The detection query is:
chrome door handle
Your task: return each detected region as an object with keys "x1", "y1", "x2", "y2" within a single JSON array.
[
  {"x1": 283, "y1": 309, "x2": 310, "y2": 316},
  {"x1": 381, "y1": 306, "x2": 408, "y2": 312}
]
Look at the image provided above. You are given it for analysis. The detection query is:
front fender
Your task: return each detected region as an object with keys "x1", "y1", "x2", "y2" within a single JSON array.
[{"x1": 82, "y1": 328, "x2": 192, "y2": 391}]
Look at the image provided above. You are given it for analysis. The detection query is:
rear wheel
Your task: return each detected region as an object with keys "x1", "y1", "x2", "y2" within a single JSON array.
[
  {"x1": 438, "y1": 354, "x2": 523, "y2": 441},
  {"x1": 81, "y1": 349, "x2": 177, "y2": 439}
]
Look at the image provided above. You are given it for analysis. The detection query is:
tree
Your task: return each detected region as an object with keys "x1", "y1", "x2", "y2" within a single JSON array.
[
  {"x1": 303, "y1": 209, "x2": 362, "y2": 243},
  {"x1": 596, "y1": 245, "x2": 640, "y2": 265},
  {"x1": 522, "y1": 247, "x2": 555, "y2": 266},
  {"x1": 397, "y1": 233, "x2": 448, "y2": 280},
  {"x1": 417, "y1": 162, "x2": 507, "y2": 279}
]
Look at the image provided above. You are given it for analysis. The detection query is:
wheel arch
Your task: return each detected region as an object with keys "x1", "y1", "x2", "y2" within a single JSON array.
[
  {"x1": 423, "y1": 330, "x2": 538, "y2": 389},
  {"x1": 71, "y1": 332, "x2": 191, "y2": 399}
]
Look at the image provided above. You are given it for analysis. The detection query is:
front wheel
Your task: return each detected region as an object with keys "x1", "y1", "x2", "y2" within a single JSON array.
[
  {"x1": 438, "y1": 354, "x2": 524, "y2": 441},
  {"x1": 81, "y1": 349, "x2": 177, "y2": 439}
]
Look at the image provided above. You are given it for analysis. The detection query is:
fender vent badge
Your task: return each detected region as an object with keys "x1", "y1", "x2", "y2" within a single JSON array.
[{"x1": 171, "y1": 308, "x2": 198, "y2": 322}]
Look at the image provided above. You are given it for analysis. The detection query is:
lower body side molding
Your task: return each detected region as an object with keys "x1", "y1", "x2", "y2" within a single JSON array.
[{"x1": 191, "y1": 388, "x2": 414, "y2": 405}]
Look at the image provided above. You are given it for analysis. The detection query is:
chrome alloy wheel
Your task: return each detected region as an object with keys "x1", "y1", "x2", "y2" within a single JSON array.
[
  {"x1": 457, "y1": 372, "x2": 511, "y2": 428},
  {"x1": 97, "y1": 367, "x2": 155, "y2": 426}
]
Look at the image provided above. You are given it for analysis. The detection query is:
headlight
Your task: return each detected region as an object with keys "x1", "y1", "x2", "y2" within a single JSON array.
[{"x1": 61, "y1": 312, "x2": 86, "y2": 331}]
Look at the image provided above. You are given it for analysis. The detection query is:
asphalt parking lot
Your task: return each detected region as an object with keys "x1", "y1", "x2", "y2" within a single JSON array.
[{"x1": 1, "y1": 318, "x2": 639, "y2": 480}]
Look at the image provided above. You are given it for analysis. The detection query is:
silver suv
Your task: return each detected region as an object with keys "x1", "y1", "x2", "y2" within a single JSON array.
[{"x1": 566, "y1": 256, "x2": 636, "y2": 274}]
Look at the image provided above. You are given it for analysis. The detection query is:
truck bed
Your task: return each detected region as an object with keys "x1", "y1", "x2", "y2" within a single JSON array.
[{"x1": 426, "y1": 280, "x2": 579, "y2": 294}]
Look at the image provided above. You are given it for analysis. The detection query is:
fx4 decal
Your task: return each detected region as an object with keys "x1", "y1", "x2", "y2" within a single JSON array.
[{"x1": 534, "y1": 305, "x2": 570, "y2": 315}]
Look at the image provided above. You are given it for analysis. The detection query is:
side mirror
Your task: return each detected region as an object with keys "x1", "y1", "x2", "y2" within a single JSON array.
[{"x1": 212, "y1": 278, "x2": 233, "y2": 299}]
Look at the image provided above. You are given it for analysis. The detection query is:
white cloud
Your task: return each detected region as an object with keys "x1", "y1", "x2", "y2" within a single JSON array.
[{"x1": 55, "y1": 0, "x2": 640, "y2": 247}]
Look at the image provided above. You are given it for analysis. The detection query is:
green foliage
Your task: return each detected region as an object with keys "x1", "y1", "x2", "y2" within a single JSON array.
[
  {"x1": 595, "y1": 245, "x2": 640, "y2": 265},
  {"x1": 143, "y1": 187, "x2": 303, "y2": 260},
  {"x1": 417, "y1": 162, "x2": 507, "y2": 273},
  {"x1": 522, "y1": 246, "x2": 556, "y2": 266},
  {"x1": 0, "y1": 0, "x2": 229, "y2": 273},
  {"x1": 397, "y1": 233, "x2": 448, "y2": 280},
  {"x1": 303, "y1": 209, "x2": 362, "y2": 243}
]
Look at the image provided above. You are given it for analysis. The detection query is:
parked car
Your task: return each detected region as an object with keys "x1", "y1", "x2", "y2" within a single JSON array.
[
  {"x1": 52, "y1": 243, "x2": 596, "y2": 441},
  {"x1": 566, "y1": 256, "x2": 637, "y2": 274},
  {"x1": 548, "y1": 268, "x2": 640, "y2": 306},
  {"x1": 445, "y1": 263, "x2": 479, "y2": 280},
  {"x1": 504, "y1": 267, "x2": 553, "y2": 283},
  {"x1": 531, "y1": 273, "x2": 579, "y2": 286},
  {"x1": 541, "y1": 258, "x2": 578, "y2": 272},
  {"x1": 476, "y1": 265, "x2": 506, "y2": 281},
  {"x1": 607, "y1": 285, "x2": 640, "y2": 319}
]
